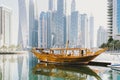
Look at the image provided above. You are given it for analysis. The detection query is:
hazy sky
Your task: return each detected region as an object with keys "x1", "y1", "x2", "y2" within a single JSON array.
[{"x1": 0, "y1": 0, "x2": 107, "y2": 45}]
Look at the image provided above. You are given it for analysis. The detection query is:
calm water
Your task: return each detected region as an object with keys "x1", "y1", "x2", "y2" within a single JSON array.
[{"x1": 0, "y1": 51, "x2": 120, "y2": 80}]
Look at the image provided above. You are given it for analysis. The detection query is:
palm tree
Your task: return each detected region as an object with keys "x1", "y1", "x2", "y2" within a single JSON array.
[{"x1": 100, "y1": 37, "x2": 120, "y2": 51}]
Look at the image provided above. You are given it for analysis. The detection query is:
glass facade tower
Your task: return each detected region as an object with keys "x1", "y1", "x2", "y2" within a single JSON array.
[
  {"x1": 108, "y1": 0, "x2": 120, "y2": 39},
  {"x1": 29, "y1": 0, "x2": 38, "y2": 47},
  {"x1": 117, "y1": 0, "x2": 120, "y2": 34}
]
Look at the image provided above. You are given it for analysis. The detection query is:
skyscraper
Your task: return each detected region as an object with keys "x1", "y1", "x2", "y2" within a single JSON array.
[
  {"x1": 53, "y1": 0, "x2": 65, "y2": 47},
  {"x1": 80, "y1": 14, "x2": 90, "y2": 48},
  {"x1": 48, "y1": 0, "x2": 55, "y2": 48},
  {"x1": 107, "y1": 0, "x2": 113, "y2": 38},
  {"x1": 112, "y1": 0, "x2": 120, "y2": 35},
  {"x1": 97, "y1": 26, "x2": 108, "y2": 47},
  {"x1": 18, "y1": 0, "x2": 38, "y2": 48},
  {"x1": 89, "y1": 15, "x2": 94, "y2": 48},
  {"x1": 50, "y1": 11, "x2": 57, "y2": 47},
  {"x1": 114, "y1": 0, "x2": 120, "y2": 39},
  {"x1": 117, "y1": 0, "x2": 120, "y2": 34},
  {"x1": 49, "y1": 0, "x2": 54, "y2": 11},
  {"x1": 18, "y1": 0, "x2": 29, "y2": 48},
  {"x1": 29, "y1": 0, "x2": 38, "y2": 47},
  {"x1": 70, "y1": 0, "x2": 79, "y2": 47},
  {"x1": 39, "y1": 11, "x2": 52, "y2": 48},
  {"x1": 47, "y1": 12, "x2": 53, "y2": 48},
  {"x1": 108, "y1": 0, "x2": 120, "y2": 39},
  {"x1": 39, "y1": 12, "x2": 47, "y2": 48},
  {"x1": 57, "y1": 0, "x2": 65, "y2": 14},
  {"x1": 0, "y1": 7, "x2": 12, "y2": 46},
  {"x1": 70, "y1": 11, "x2": 79, "y2": 46},
  {"x1": 71, "y1": 0, "x2": 76, "y2": 13}
]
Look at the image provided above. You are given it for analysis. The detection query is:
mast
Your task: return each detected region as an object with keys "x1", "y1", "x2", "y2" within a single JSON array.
[{"x1": 65, "y1": 0, "x2": 69, "y2": 48}]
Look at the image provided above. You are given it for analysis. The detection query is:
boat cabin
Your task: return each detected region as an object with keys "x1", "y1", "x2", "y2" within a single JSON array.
[{"x1": 35, "y1": 48, "x2": 93, "y2": 56}]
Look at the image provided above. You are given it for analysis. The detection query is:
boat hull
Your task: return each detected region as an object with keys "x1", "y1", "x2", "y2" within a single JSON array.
[
  {"x1": 33, "y1": 52, "x2": 100, "y2": 64},
  {"x1": 32, "y1": 48, "x2": 107, "y2": 64}
]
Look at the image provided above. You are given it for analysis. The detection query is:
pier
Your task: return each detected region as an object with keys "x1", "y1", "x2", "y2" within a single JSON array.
[
  {"x1": 0, "y1": 51, "x2": 28, "y2": 54},
  {"x1": 88, "y1": 61, "x2": 111, "y2": 66}
]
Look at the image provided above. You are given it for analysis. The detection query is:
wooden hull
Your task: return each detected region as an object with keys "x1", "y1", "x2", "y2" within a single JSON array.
[{"x1": 32, "y1": 48, "x2": 107, "y2": 64}]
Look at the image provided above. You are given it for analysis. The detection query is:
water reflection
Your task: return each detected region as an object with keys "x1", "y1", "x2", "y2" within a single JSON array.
[
  {"x1": 111, "y1": 69, "x2": 120, "y2": 80},
  {"x1": 32, "y1": 63, "x2": 101, "y2": 80},
  {"x1": 0, "y1": 53, "x2": 29, "y2": 80},
  {"x1": 0, "y1": 52, "x2": 120, "y2": 80}
]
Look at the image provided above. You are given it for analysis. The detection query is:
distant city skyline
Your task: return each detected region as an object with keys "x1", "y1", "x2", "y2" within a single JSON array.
[
  {"x1": 0, "y1": 0, "x2": 107, "y2": 47},
  {"x1": 37, "y1": 0, "x2": 107, "y2": 47},
  {"x1": 38, "y1": 0, "x2": 107, "y2": 28}
]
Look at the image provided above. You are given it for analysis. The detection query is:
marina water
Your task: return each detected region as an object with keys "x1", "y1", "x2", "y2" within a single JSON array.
[{"x1": 0, "y1": 51, "x2": 120, "y2": 80}]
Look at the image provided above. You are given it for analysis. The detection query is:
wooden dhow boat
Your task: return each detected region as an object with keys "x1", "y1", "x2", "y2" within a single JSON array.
[{"x1": 31, "y1": 47, "x2": 107, "y2": 64}]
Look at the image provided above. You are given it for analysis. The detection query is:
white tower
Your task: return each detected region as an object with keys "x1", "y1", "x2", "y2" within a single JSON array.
[
  {"x1": 18, "y1": 0, "x2": 29, "y2": 48},
  {"x1": 0, "y1": 7, "x2": 12, "y2": 47},
  {"x1": 89, "y1": 15, "x2": 94, "y2": 48}
]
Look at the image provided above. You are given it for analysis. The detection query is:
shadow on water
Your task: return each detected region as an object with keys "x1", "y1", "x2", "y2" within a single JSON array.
[{"x1": 32, "y1": 63, "x2": 102, "y2": 80}]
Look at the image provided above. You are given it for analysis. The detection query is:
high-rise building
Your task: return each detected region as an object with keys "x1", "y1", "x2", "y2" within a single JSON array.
[
  {"x1": 39, "y1": 12, "x2": 47, "y2": 48},
  {"x1": 108, "y1": 0, "x2": 120, "y2": 39},
  {"x1": 38, "y1": 11, "x2": 53, "y2": 48},
  {"x1": 57, "y1": 0, "x2": 65, "y2": 15},
  {"x1": 70, "y1": 0, "x2": 79, "y2": 47},
  {"x1": 117, "y1": 0, "x2": 120, "y2": 34},
  {"x1": 70, "y1": 11, "x2": 79, "y2": 46},
  {"x1": 97, "y1": 26, "x2": 108, "y2": 47},
  {"x1": 53, "y1": 0, "x2": 65, "y2": 47},
  {"x1": 80, "y1": 14, "x2": 90, "y2": 48},
  {"x1": 49, "y1": 0, "x2": 54, "y2": 11},
  {"x1": 71, "y1": 0, "x2": 76, "y2": 13},
  {"x1": 89, "y1": 15, "x2": 94, "y2": 48},
  {"x1": 0, "y1": 7, "x2": 12, "y2": 46},
  {"x1": 46, "y1": 12, "x2": 52, "y2": 48},
  {"x1": 108, "y1": 0, "x2": 113, "y2": 38},
  {"x1": 29, "y1": 0, "x2": 38, "y2": 47},
  {"x1": 48, "y1": 0, "x2": 56, "y2": 48},
  {"x1": 18, "y1": 0, "x2": 38, "y2": 48},
  {"x1": 114, "y1": 0, "x2": 120, "y2": 40},
  {"x1": 29, "y1": 0, "x2": 34, "y2": 47},
  {"x1": 18, "y1": 0, "x2": 29, "y2": 48},
  {"x1": 50, "y1": 11, "x2": 57, "y2": 47}
]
